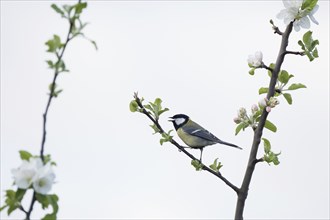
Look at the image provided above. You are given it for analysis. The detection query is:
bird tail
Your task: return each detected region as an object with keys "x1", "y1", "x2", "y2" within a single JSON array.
[{"x1": 218, "y1": 140, "x2": 242, "y2": 150}]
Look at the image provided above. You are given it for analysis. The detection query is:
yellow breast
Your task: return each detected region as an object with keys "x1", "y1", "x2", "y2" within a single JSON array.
[{"x1": 177, "y1": 128, "x2": 212, "y2": 148}]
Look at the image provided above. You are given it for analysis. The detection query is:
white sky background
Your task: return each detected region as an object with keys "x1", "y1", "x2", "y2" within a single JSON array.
[{"x1": 1, "y1": 1, "x2": 329, "y2": 219}]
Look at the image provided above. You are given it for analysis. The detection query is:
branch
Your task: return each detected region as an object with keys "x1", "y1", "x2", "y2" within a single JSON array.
[
  {"x1": 260, "y1": 63, "x2": 273, "y2": 72},
  {"x1": 25, "y1": 192, "x2": 36, "y2": 220},
  {"x1": 25, "y1": 2, "x2": 80, "y2": 220},
  {"x1": 40, "y1": 15, "x2": 75, "y2": 162},
  {"x1": 270, "y1": 19, "x2": 283, "y2": 35},
  {"x1": 234, "y1": 22, "x2": 294, "y2": 220},
  {"x1": 134, "y1": 93, "x2": 240, "y2": 194},
  {"x1": 285, "y1": 51, "x2": 305, "y2": 56}
]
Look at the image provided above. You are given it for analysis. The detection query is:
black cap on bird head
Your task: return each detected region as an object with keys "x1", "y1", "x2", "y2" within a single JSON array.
[{"x1": 168, "y1": 114, "x2": 189, "y2": 130}]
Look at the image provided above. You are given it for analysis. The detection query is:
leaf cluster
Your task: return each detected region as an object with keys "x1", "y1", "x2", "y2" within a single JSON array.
[
  {"x1": 298, "y1": 31, "x2": 319, "y2": 62},
  {"x1": 45, "y1": 2, "x2": 97, "y2": 99},
  {"x1": 0, "y1": 189, "x2": 26, "y2": 216},
  {"x1": 191, "y1": 159, "x2": 203, "y2": 171},
  {"x1": 36, "y1": 194, "x2": 59, "y2": 220},
  {"x1": 130, "y1": 96, "x2": 173, "y2": 146},
  {"x1": 235, "y1": 108, "x2": 277, "y2": 135},
  {"x1": 259, "y1": 65, "x2": 306, "y2": 105},
  {"x1": 209, "y1": 158, "x2": 223, "y2": 172},
  {"x1": 262, "y1": 138, "x2": 280, "y2": 166}
]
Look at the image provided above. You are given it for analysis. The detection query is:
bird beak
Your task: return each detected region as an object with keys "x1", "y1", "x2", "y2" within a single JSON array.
[{"x1": 168, "y1": 117, "x2": 174, "y2": 122}]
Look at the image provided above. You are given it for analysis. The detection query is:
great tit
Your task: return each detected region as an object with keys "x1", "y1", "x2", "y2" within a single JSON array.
[{"x1": 169, "y1": 114, "x2": 242, "y2": 162}]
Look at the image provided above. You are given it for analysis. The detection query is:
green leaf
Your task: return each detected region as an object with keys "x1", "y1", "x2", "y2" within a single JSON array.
[
  {"x1": 90, "y1": 40, "x2": 98, "y2": 50},
  {"x1": 311, "y1": 39, "x2": 319, "y2": 51},
  {"x1": 19, "y1": 150, "x2": 32, "y2": 161},
  {"x1": 262, "y1": 138, "x2": 271, "y2": 154},
  {"x1": 249, "y1": 68, "x2": 255, "y2": 75},
  {"x1": 43, "y1": 154, "x2": 52, "y2": 164},
  {"x1": 303, "y1": 31, "x2": 313, "y2": 50},
  {"x1": 209, "y1": 158, "x2": 223, "y2": 172},
  {"x1": 38, "y1": 194, "x2": 59, "y2": 220},
  {"x1": 273, "y1": 156, "x2": 280, "y2": 165},
  {"x1": 278, "y1": 70, "x2": 291, "y2": 84},
  {"x1": 301, "y1": 0, "x2": 318, "y2": 12},
  {"x1": 264, "y1": 120, "x2": 277, "y2": 133},
  {"x1": 191, "y1": 160, "x2": 203, "y2": 171},
  {"x1": 160, "y1": 130, "x2": 173, "y2": 145},
  {"x1": 15, "y1": 188, "x2": 26, "y2": 202},
  {"x1": 158, "y1": 108, "x2": 169, "y2": 116},
  {"x1": 259, "y1": 87, "x2": 268, "y2": 95},
  {"x1": 4, "y1": 190, "x2": 19, "y2": 215},
  {"x1": 51, "y1": 4, "x2": 64, "y2": 16},
  {"x1": 287, "y1": 83, "x2": 307, "y2": 90},
  {"x1": 305, "y1": 51, "x2": 314, "y2": 61},
  {"x1": 312, "y1": 47, "x2": 318, "y2": 58},
  {"x1": 129, "y1": 100, "x2": 139, "y2": 112},
  {"x1": 36, "y1": 194, "x2": 59, "y2": 218},
  {"x1": 46, "y1": 60, "x2": 54, "y2": 69},
  {"x1": 150, "y1": 124, "x2": 160, "y2": 134},
  {"x1": 45, "y1": 35, "x2": 62, "y2": 53},
  {"x1": 268, "y1": 63, "x2": 275, "y2": 77},
  {"x1": 235, "y1": 122, "x2": 248, "y2": 135},
  {"x1": 283, "y1": 93, "x2": 293, "y2": 105},
  {"x1": 63, "y1": 5, "x2": 73, "y2": 14},
  {"x1": 298, "y1": 40, "x2": 306, "y2": 50},
  {"x1": 74, "y1": 2, "x2": 87, "y2": 15}
]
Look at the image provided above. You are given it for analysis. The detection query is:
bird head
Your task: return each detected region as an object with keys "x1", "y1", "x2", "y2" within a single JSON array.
[{"x1": 169, "y1": 114, "x2": 189, "y2": 130}]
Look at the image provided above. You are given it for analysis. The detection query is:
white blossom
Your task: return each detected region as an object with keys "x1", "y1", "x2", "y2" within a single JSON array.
[
  {"x1": 276, "y1": 0, "x2": 319, "y2": 31},
  {"x1": 258, "y1": 97, "x2": 268, "y2": 107},
  {"x1": 11, "y1": 158, "x2": 43, "y2": 189},
  {"x1": 11, "y1": 157, "x2": 55, "y2": 194},
  {"x1": 33, "y1": 163, "x2": 56, "y2": 195},
  {"x1": 247, "y1": 51, "x2": 263, "y2": 67}
]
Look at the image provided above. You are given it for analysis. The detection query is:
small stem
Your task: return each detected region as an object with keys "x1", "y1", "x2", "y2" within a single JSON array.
[
  {"x1": 285, "y1": 51, "x2": 305, "y2": 56},
  {"x1": 260, "y1": 63, "x2": 273, "y2": 72},
  {"x1": 25, "y1": 192, "x2": 36, "y2": 220}
]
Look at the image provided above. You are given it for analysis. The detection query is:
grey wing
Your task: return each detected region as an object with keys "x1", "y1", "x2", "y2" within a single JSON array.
[
  {"x1": 182, "y1": 123, "x2": 242, "y2": 149},
  {"x1": 182, "y1": 125, "x2": 220, "y2": 144}
]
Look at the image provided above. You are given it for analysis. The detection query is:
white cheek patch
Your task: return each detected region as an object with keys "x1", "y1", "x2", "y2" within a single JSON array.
[{"x1": 175, "y1": 118, "x2": 186, "y2": 126}]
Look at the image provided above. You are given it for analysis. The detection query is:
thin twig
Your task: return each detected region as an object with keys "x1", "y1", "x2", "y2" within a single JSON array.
[
  {"x1": 285, "y1": 51, "x2": 305, "y2": 56},
  {"x1": 40, "y1": 11, "x2": 75, "y2": 162},
  {"x1": 24, "y1": 3, "x2": 78, "y2": 220},
  {"x1": 134, "y1": 93, "x2": 240, "y2": 194},
  {"x1": 260, "y1": 63, "x2": 273, "y2": 72},
  {"x1": 25, "y1": 192, "x2": 36, "y2": 220}
]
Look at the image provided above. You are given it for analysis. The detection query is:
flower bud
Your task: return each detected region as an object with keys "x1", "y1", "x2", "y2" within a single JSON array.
[
  {"x1": 258, "y1": 97, "x2": 268, "y2": 107},
  {"x1": 247, "y1": 51, "x2": 263, "y2": 67},
  {"x1": 251, "y1": 104, "x2": 259, "y2": 114},
  {"x1": 269, "y1": 97, "x2": 280, "y2": 107},
  {"x1": 238, "y1": 107, "x2": 247, "y2": 118},
  {"x1": 233, "y1": 117, "x2": 241, "y2": 124}
]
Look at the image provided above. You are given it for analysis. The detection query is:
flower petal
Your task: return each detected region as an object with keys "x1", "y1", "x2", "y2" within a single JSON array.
[{"x1": 299, "y1": 16, "x2": 311, "y2": 29}]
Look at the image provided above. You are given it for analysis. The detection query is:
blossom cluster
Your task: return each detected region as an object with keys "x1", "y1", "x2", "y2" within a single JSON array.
[
  {"x1": 247, "y1": 51, "x2": 263, "y2": 68},
  {"x1": 11, "y1": 157, "x2": 55, "y2": 195},
  {"x1": 277, "y1": 0, "x2": 319, "y2": 31},
  {"x1": 259, "y1": 97, "x2": 280, "y2": 113},
  {"x1": 233, "y1": 105, "x2": 259, "y2": 129}
]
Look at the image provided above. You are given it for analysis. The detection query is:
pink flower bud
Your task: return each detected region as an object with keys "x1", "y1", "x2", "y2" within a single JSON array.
[{"x1": 233, "y1": 117, "x2": 241, "y2": 124}]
